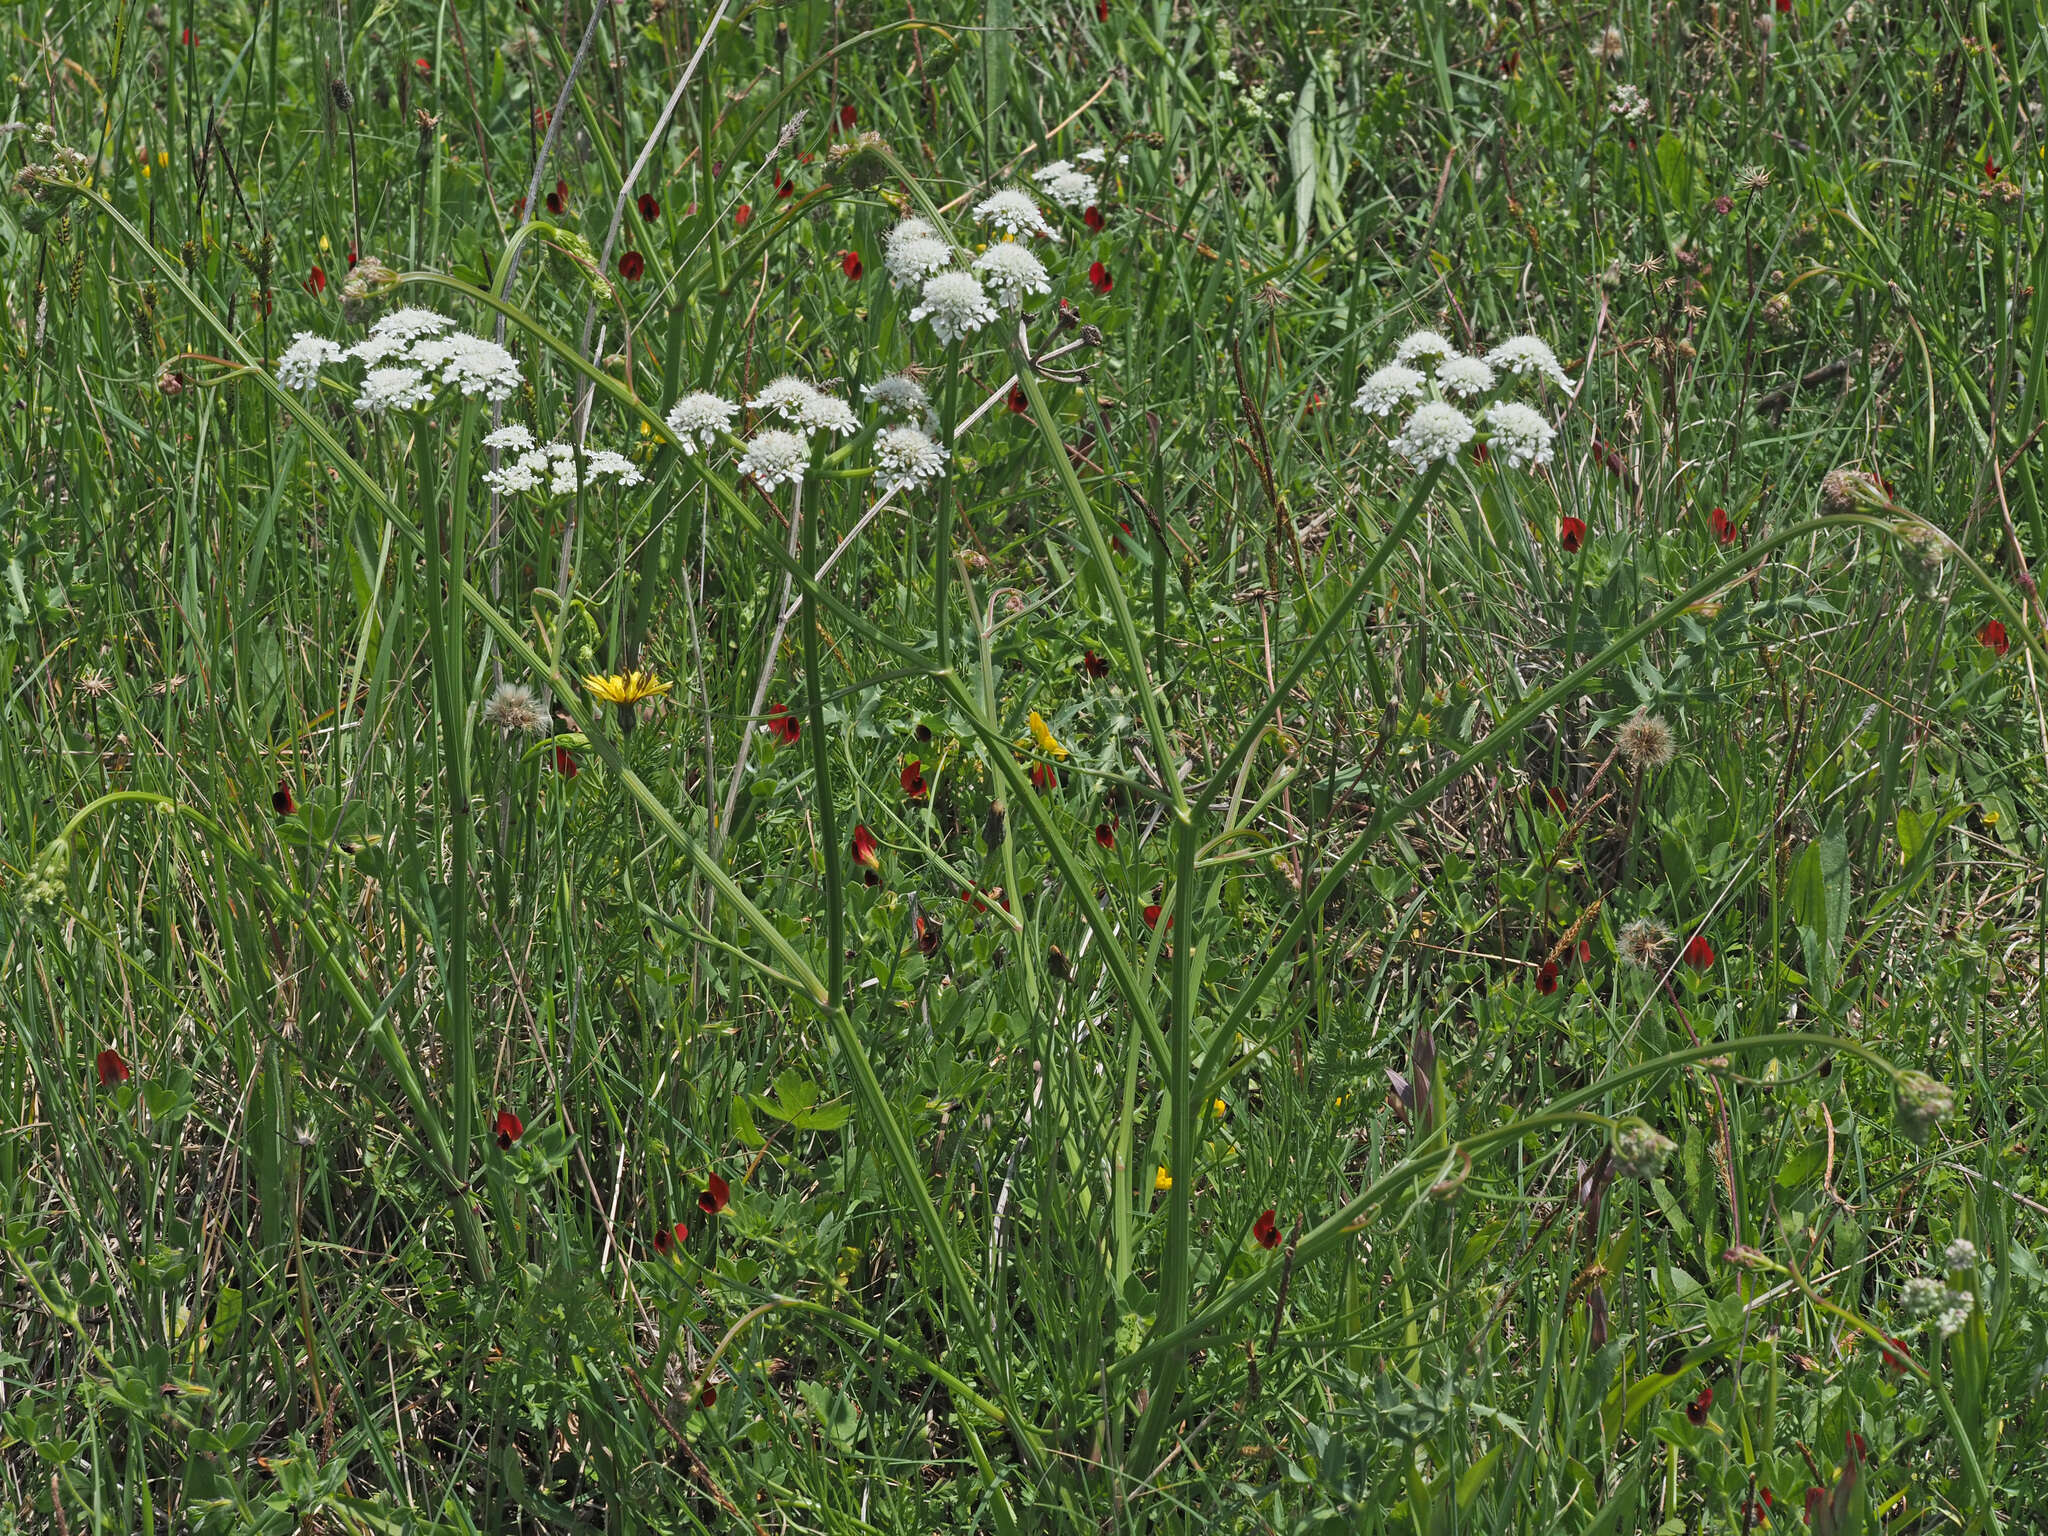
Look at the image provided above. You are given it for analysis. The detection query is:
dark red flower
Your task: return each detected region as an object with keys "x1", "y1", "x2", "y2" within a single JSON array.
[
  {"x1": 1472, "y1": 441, "x2": 1491, "y2": 465},
  {"x1": 181, "y1": 27, "x2": 193, "y2": 44},
  {"x1": 545, "y1": 189, "x2": 565, "y2": 215},
  {"x1": 851, "y1": 824, "x2": 881, "y2": 870},
  {"x1": 1979, "y1": 619, "x2": 2010, "y2": 656},
  {"x1": 1252, "y1": 1209, "x2": 1281, "y2": 1250},
  {"x1": 618, "y1": 250, "x2": 645, "y2": 281},
  {"x1": 700, "y1": 1386, "x2": 718, "y2": 1408},
  {"x1": 415, "y1": 56, "x2": 431, "y2": 75},
  {"x1": 1500, "y1": 49, "x2": 1520, "y2": 77},
  {"x1": 1536, "y1": 962, "x2": 1560, "y2": 995},
  {"x1": 1544, "y1": 785, "x2": 1569, "y2": 813},
  {"x1": 1008, "y1": 384, "x2": 1029, "y2": 414},
  {"x1": 1682, "y1": 933, "x2": 1715, "y2": 969},
  {"x1": 914, "y1": 912, "x2": 941, "y2": 955},
  {"x1": 554, "y1": 746, "x2": 579, "y2": 779},
  {"x1": 653, "y1": 1224, "x2": 674, "y2": 1256},
  {"x1": 1095, "y1": 821, "x2": 1116, "y2": 849},
  {"x1": 1096, "y1": 0, "x2": 1108, "y2": 18},
  {"x1": 840, "y1": 104, "x2": 857, "y2": 128},
  {"x1": 1846, "y1": 1431, "x2": 1867, "y2": 1466},
  {"x1": 900, "y1": 758, "x2": 928, "y2": 800},
  {"x1": 494, "y1": 1108, "x2": 524, "y2": 1149},
  {"x1": 1878, "y1": 1336, "x2": 1912, "y2": 1372},
  {"x1": 774, "y1": 173, "x2": 794, "y2": 199},
  {"x1": 699, "y1": 1173, "x2": 730, "y2": 1214},
  {"x1": 1029, "y1": 762, "x2": 1058, "y2": 792},
  {"x1": 1142, "y1": 904, "x2": 1162, "y2": 929},
  {"x1": 637, "y1": 191, "x2": 661, "y2": 222},
  {"x1": 1805, "y1": 1487, "x2": 1825, "y2": 1523},
  {"x1": 765, "y1": 702, "x2": 801, "y2": 746},
  {"x1": 1559, "y1": 516, "x2": 1587, "y2": 553},
  {"x1": 1686, "y1": 1384, "x2": 1713, "y2": 1425},
  {"x1": 1710, "y1": 505, "x2": 1736, "y2": 544},
  {"x1": 307, "y1": 265, "x2": 328, "y2": 295},
  {"x1": 841, "y1": 249, "x2": 863, "y2": 279},
  {"x1": 95, "y1": 1048, "x2": 130, "y2": 1088},
  {"x1": 1084, "y1": 205, "x2": 1105, "y2": 232},
  {"x1": 272, "y1": 777, "x2": 297, "y2": 816},
  {"x1": 734, "y1": 203, "x2": 752, "y2": 227},
  {"x1": 1578, "y1": 939, "x2": 1593, "y2": 963},
  {"x1": 1082, "y1": 649, "x2": 1110, "y2": 678},
  {"x1": 347, "y1": 245, "x2": 359, "y2": 268},
  {"x1": 1775, "y1": 0, "x2": 1789, "y2": 11},
  {"x1": 1088, "y1": 260, "x2": 1113, "y2": 294}
]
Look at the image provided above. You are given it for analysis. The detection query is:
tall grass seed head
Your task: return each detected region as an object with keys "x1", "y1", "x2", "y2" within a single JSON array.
[
  {"x1": 1478, "y1": 400, "x2": 1556, "y2": 469},
  {"x1": 1390, "y1": 401, "x2": 1475, "y2": 466},
  {"x1": 972, "y1": 241, "x2": 1052, "y2": 308},
  {"x1": 665, "y1": 391, "x2": 738, "y2": 453},
  {"x1": 739, "y1": 428, "x2": 809, "y2": 490},
  {"x1": 1352, "y1": 363, "x2": 1425, "y2": 417},
  {"x1": 973, "y1": 187, "x2": 1058, "y2": 241},
  {"x1": 873, "y1": 425, "x2": 950, "y2": 494},
  {"x1": 911, "y1": 270, "x2": 998, "y2": 344}
]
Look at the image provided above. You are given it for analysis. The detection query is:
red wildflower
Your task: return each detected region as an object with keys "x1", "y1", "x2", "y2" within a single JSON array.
[
  {"x1": 1775, "y1": 0, "x2": 1789, "y2": 11},
  {"x1": 900, "y1": 758, "x2": 928, "y2": 800},
  {"x1": 734, "y1": 204, "x2": 752, "y2": 227},
  {"x1": 1472, "y1": 441, "x2": 1491, "y2": 465},
  {"x1": 1501, "y1": 49, "x2": 1520, "y2": 77},
  {"x1": 1710, "y1": 505, "x2": 1736, "y2": 543},
  {"x1": 1082, "y1": 649, "x2": 1110, "y2": 678},
  {"x1": 1095, "y1": 822, "x2": 1116, "y2": 849},
  {"x1": 545, "y1": 180, "x2": 566, "y2": 215},
  {"x1": 181, "y1": 27, "x2": 193, "y2": 44},
  {"x1": 1142, "y1": 904, "x2": 1162, "y2": 929},
  {"x1": 765, "y1": 702, "x2": 801, "y2": 746},
  {"x1": 1252, "y1": 1209, "x2": 1281, "y2": 1250},
  {"x1": 1805, "y1": 1487, "x2": 1826, "y2": 1523},
  {"x1": 1029, "y1": 762, "x2": 1059, "y2": 792},
  {"x1": 1084, "y1": 205, "x2": 1106, "y2": 232},
  {"x1": 1096, "y1": 0, "x2": 1108, "y2": 18},
  {"x1": 1979, "y1": 619, "x2": 2010, "y2": 656},
  {"x1": 851, "y1": 824, "x2": 881, "y2": 870},
  {"x1": 840, "y1": 104, "x2": 857, "y2": 128},
  {"x1": 914, "y1": 912, "x2": 942, "y2": 955},
  {"x1": 554, "y1": 746, "x2": 579, "y2": 779},
  {"x1": 841, "y1": 249, "x2": 863, "y2": 279},
  {"x1": 1088, "y1": 260, "x2": 1113, "y2": 294},
  {"x1": 698, "y1": 1173, "x2": 730, "y2": 1214},
  {"x1": 618, "y1": 250, "x2": 645, "y2": 281},
  {"x1": 1007, "y1": 384, "x2": 1029, "y2": 414},
  {"x1": 1578, "y1": 939, "x2": 1593, "y2": 963},
  {"x1": 1544, "y1": 785, "x2": 1569, "y2": 813},
  {"x1": 307, "y1": 265, "x2": 328, "y2": 295},
  {"x1": 95, "y1": 1048, "x2": 130, "y2": 1088},
  {"x1": 1536, "y1": 962, "x2": 1559, "y2": 995},
  {"x1": 415, "y1": 56, "x2": 431, "y2": 75},
  {"x1": 1878, "y1": 1336, "x2": 1912, "y2": 1372},
  {"x1": 494, "y1": 1109, "x2": 524, "y2": 1149},
  {"x1": 272, "y1": 777, "x2": 297, "y2": 816},
  {"x1": 637, "y1": 191, "x2": 661, "y2": 222},
  {"x1": 1682, "y1": 933, "x2": 1715, "y2": 969},
  {"x1": 700, "y1": 1386, "x2": 718, "y2": 1408},
  {"x1": 1686, "y1": 1384, "x2": 1713, "y2": 1425},
  {"x1": 774, "y1": 173, "x2": 794, "y2": 199},
  {"x1": 964, "y1": 886, "x2": 1009, "y2": 914},
  {"x1": 1559, "y1": 516, "x2": 1587, "y2": 553},
  {"x1": 653, "y1": 1222, "x2": 689, "y2": 1256}
]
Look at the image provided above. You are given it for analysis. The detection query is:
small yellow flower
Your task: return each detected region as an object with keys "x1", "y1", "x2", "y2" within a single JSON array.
[
  {"x1": 1026, "y1": 710, "x2": 1068, "y2": 760},
  {"x1": 156, "y1": 150, "x2": 169, "y2": 168},
  {"x1": 583, "y1": 670, "x2": 672, "y2": 708},
  {"x1": 1211, "y1": 1098, "x2": 1228, "y2": 1118},
  {"x1": 319, "y1": 233, "x2": 331, "y2": 253},
  {"x1": 1154, "y1": 1166, "x2": 1173, "y2": 1192}
]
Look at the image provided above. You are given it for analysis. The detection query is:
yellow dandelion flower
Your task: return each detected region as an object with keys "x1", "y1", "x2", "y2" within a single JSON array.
[
  {"x1": 583, "y1": 670, "x2": 672, "y2": 708},
  {"x1": 1025, "y1": 710, "x2": 1068, "y2": 760},
  {"x1": 1211, "y1": 1098, "x2": 1228, "y2": 1118},
  {"x1": 1154, "y1": 1166, "x2": 1173, "y2": 1192}
]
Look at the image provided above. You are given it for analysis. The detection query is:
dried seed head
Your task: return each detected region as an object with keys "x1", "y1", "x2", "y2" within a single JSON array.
[
  {"x1": 483, "y1": 681, "x2": 550, "y2": 735},
  {"x1": 330, "y1": 77, "x2": 356, "y2": 113},
  {"x1": 1616, "y1": 710, "x2": 1676, "y2": 772},
  {"x1": 1617, "y1": 917, "x2": 1672, "y2": 970}
]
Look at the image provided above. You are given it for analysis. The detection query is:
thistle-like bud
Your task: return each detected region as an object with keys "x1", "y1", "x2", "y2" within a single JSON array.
[
  {"x1": 825, "y1": 131, "x2": 892, "y2": 191},
  {"x1": 1893, "y1": 1069, "x2": 1955, "y2": 1144},
  {"x1": 1820, "y1": 466, "x2": 1891, "y2": 514},
  {"x1": 341, "y1": 255, "x2": 399, "y2": 301},
  {"x1": 1610, "y1": 1118, "x2": 1677, "y2": 1181}
]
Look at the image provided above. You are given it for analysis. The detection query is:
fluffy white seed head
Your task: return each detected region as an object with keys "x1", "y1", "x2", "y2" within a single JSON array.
[{"x1": 483, "y1": 682, "x2": 550, "y2": 734}]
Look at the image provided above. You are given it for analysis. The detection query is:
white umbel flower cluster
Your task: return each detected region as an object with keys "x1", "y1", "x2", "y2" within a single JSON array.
[
  {"x1": 873, "y1": 426, "x2": 950, "y2": 495},
  {"x1": 1938, "y1": 1290, "x2": 1976, "y2": 1338},
  {"x1": 749, "y1": 376, "x2": 858, "y2": 437},
  {"x1": 664, "y1": 391, "x2": 739, "y2": 453},
  {"x1": 484, "y1": 439, "x2": 646, "y2": 498},
  {"x1": 885, "y1": 217, "x2": 953, "y2": 291},
  {"x1": 1393, "y1": 330, "x2": 1456, "y2": 366},
  {"x1": 973, "y1": 242, "x2": 1052, "y2": 308},
  {"x1": 739, "y1": 428, "x2": 809, "y2": 491},
  {"x1": 1944, "y1": 1239, "x2": 1980, "y2": 1271},
  {"x1": 1389, "y1": 401, "x2": 1475, "y2": 467},
  {"x1": 973, "y1": 188, "x2": 1059, "y2": 241},
  {"x1": 911, "y1": 270, "x2": 998, "y2": 345},
  {"x1": 1352, "y1": 364, "x2": 1425, "y2": 417},
  {"x1": 1484, "y1": 334, "x2": 1574, "y2": 390},
  {"x1": 1032, "y1": 160, "x2": 1098, "y2": 210},
  {"x1": 279, "y1": 308, "x2": 522, "y2": 410},
  {"x1": 1434, "y1": 354, "x2": 1497, "y2": 399},
  {"x1": 1901, "y1": 1276, "x2": 1947, "y2": 1317},
  {"x1": 1479, "y1": 401, "x2": 1557, "y2": 469},
  {"x1": 865, "y1": 374, "x2": 930, "y2": 418}
]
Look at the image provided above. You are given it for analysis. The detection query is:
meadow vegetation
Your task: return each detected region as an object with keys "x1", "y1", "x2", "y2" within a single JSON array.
[{"x1": 1, "y1": 0, "x2": 2046, "y2": 1529}]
